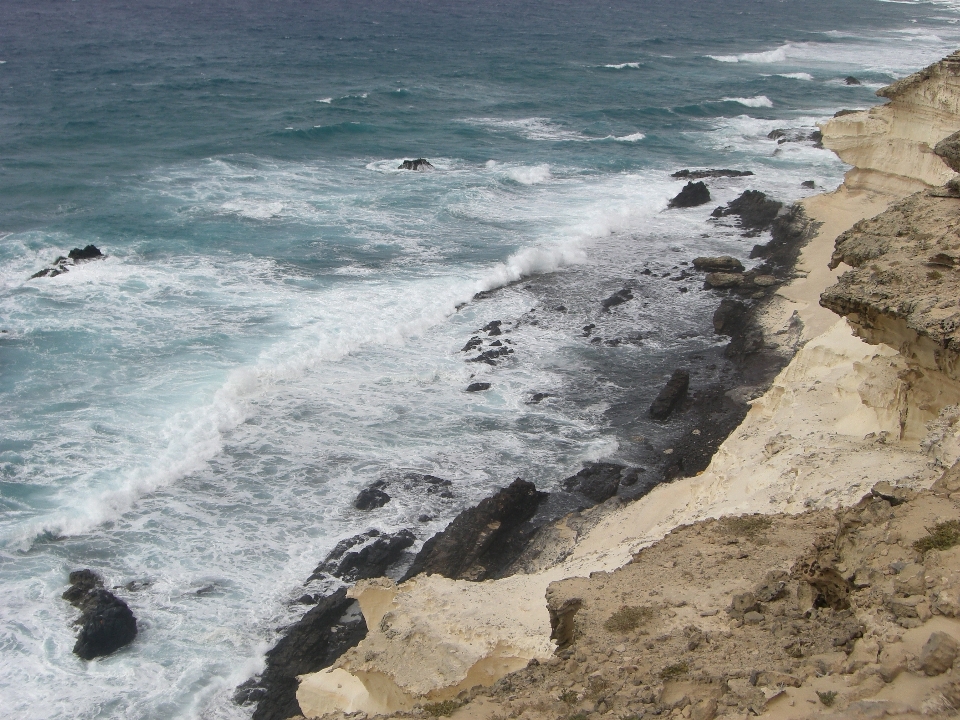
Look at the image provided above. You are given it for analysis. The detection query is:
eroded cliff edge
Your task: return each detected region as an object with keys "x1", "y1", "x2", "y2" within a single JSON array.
[{"x1": 291, "y1": 51, "x2": 960, "y2": 720}]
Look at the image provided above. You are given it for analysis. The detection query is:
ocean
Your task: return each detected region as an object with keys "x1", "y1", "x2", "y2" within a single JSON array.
[{"x1": 1, "y1": 1, "x2": 959, "y2": 717}]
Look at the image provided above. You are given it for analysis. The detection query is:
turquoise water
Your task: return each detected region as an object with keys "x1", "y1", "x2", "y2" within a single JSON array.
[{"x1": 1, "y1": 1, "x2": 959, "y2": 717}]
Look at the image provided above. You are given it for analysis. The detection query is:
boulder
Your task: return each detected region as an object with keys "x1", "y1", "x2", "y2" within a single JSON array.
[
  {"x1": 713, "y1": 190, "x2": 783, "y2": 232},
  {"x1": 461, "y1": 336, "x2": 483, "y2": 352},
  {"x1": 920, "y1": 631, "x2": 959, "y2": 676},
  {"x1": 934, "y1": 130, "x2": 960, "y2": 173},
  {"x1": 68, "y1": 244, "x2": 104, "y2": 261},
  {"x1": 671, "y1": 169, "x2": 753, "y2": 180},
  {"x1": 844, "y1": 76, "x2": 862, "y2": 85},
  {"x1": 649, "y1": 369, "x2": 690, "y2": 421},
  {"x1": 62, "y1": 569, "x2": 137, "y2": 660},
  {"x1": 703, "y1": 272, "x2": 743, "y2": 289},
  {"x1": 466, "y1": 382, "x2": 491, "y2": 392},
  {"x1": 398, "y1": 158, "x2": 434, "y2": 171},
  {"x1": 802, "y1": 180, "x2": 815, "y2": 189},
  {"x1": 237, "y1": 588, "x2": 367, "y2": 720},
  {"x1": 601, "y1": 288, "x2": 634, "y2": 310},
  {"x1": 401, "y1": 478, "x2": 547, "y2": 581},
  {"x1": 713, "y1": 298, "x2": 748, "y2": 335},
  {"x1": 308, "y1": 529, "x2": 415, "y2": 583},
  {"x1": 561, "y1": 462, "x2": 628, "y2": 503},
  {"x1": 354, "y1": 481, "x2": 391, "y2": 510},
  {"x1": 668, "y1": 181, "x2": 711, "y2": 209},
  {"x1": 692, "y1": 256, "x2": 744, "y2": 273}
]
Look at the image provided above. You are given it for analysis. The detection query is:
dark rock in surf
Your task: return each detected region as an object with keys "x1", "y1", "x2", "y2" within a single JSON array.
[
  {"x1": 461, "y1": 336, "x2": 483, "y2": 352},
  {"x1": 801, "y1": 180, "x2": 816, "y2": 189},
  {"x1": 748, "y1": 203, "x2": 817, "y2": 273},
  {"x1": 712, "y1": 190, "x2": 783, "y2": 233},
  {"x1": 481, "y1": 320, "x2": 502, "y2": 336},
  {"x1": 63, "y1": 569, "x2": 137, "y2": 660},
  {"x1": 402, "y1": 478, "x2": 547, "y2": 582},
  {"x1": 601, "y1": 288, "x2": 634, "y2": 310},
  {"x1": 528, "y1": 392, "x2": 552, "y2": 404},
  {"x1": 308, "y1": 528, "x2": 415, "y2": 583},
  {"x1": 398, "y1": 158, "x2": 434, "y2": 171},
  {"x1": 649, "y1": 369, "x2": 690, "y2": 421},
  {"x1": 466, "y1": 382, "x2": 491, "y2": 392},
  {"x1": 692, "y1": 256, "x2": 744, "y2": 273},
  {"x1": 561, "y1": 462, "x2": 629, "y2": 504},
  {"x1": 353, "y1": 481, "x2": 391, "y2": 510},
  {"x1": 672, "y1": 169, "x2": 753, "y2": 180},
  {"x1": 467, "y1": 346, "x2": 512, "y2": 364},
  {"x1": 844, "y1": 76, "x2": 862, "y2": 85},
  {"x1": 668, "y1": 181, "x2": 711, "y2": 209},
  {"x1": 69, "y1": 244, "x2": 104, "y2": 261},
  {"x1": 238, "y1": 588, "x2": 367, "y2": 720},
  {"x1": 713, "y1": 298, "x2": 749, "y2": 336}
]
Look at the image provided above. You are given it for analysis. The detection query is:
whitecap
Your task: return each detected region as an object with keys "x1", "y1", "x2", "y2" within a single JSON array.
[
  {"x1": 708, "y1": 44, "x2": 789, "y2": 63},
  {"x1": 504, "y1": 164, "x2": 551, "y2": 185},
  {"x1": 778, "y1": 72, "x2": 814, "y2": 81},
  {"x1": 604, "y1": 62, "x2": 640, "y2": 69},
  {"x1": 316, "y1": 97, "x2": 333, "y2": 103},
  {"x1": 460, "y1": 117, "x2": 583, "y2": 142},
  {"x1": 721, "y1": 95, "x2": 774, "y2": 107}
]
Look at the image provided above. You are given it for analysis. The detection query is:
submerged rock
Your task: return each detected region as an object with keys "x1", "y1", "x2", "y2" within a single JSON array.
[
  {"x1": 31, "y1": 245, "x2": 105, "y2": 279},
  {"x1": 466, "y1": 382, "x2": 491, "y2": 392},
  {"x1": 402, "y1": 477, "x2": 547, "y2": 581},
  {"x1": 62, "y1": 569, "x2": 137, "y2": 660},
  {"x1": 398, "y1": 158, "x2": 434, "y2": 171},
  {"x1": 601, "y1": 287, "x2": 634, "y2": 310},
  {"x1": 649, "y1": 369, "x2": 690, "y2": 421},
  {"x1": 845, "y1": 75, "x2": 862, "y2": 85},
  {"x1": 668, "y1": 181, "x2": 711, "y2": 209},
  {"x1": 309, "y1": 529, "x2": 415, "y2": 583},
  {"x1": 69, "y1": 244, "x2": 104, "y2": 260}
]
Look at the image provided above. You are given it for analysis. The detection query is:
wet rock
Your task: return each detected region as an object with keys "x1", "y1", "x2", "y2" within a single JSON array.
[
  {"x1": 481, "y1": 320, "x2": 502, "y2": 334},
  {"x1": 672, "y1": 169, "x2": 753, "y2": 180},
  {"x1": 713, "y1": 190, "x2": 783, "y2": 233},
  {"x1": 239, "y1": 588, "x2": 367, "y2": 720},
  {"x1": 354, "y1": 481, "x2": 391, "y2": 510},
  {"x1": 703, "y1": 272, "x2": 743, "y2": 289},
  {"x1": 398, "y1": 158, "x2": 434, "y2": 171},
  {"x1": 668, "y1": 181, "x2": 711, "y2": 209},
  {"x1": 749, "y1": 204, "x2": 817, "y2": 273},
  {"x1": 402, "y1": 478, "x2": 547, "y2": 582},
  {"x1": 467, "y1": 346, "x2": 513, "y2": 364},
  {"x1": 528, "y1": 392, "x2": 552, "y2": 404},
  {"x1": 692, "y1": 256, "x2": 744, "y2": 273},
  {"x1": 461, "y1": 336, "x2": 483, "y2": 352},
  {"x1": 802, "y1": 180, "x2": 816, "y2": 189},
  {"x1": 68, "y1": 244, "x2": 104, "y2": 260},
  {"x1": 713, "y1": 298, "x2": 749, "y2": 336},
  {"x1": 649, "y1": 369, "x2": 689, "y2": 421},
  {"x1": 63, "y1": 569, "x2": 137, "y2": 660},
  {"x1": 844, "y1": 76, "x2": 862, "y2": 85},
  {"x1": 562, "y1": 462, "x2": 630, "y2": 503},
  {"x1": 920, "y1": 631, "x2": 959, "y2": 676},
  {"x1": 466, "y1": 382, "x2": 491, "y2": 392},
  {"x1": 309, "y1": 529, "x2": 415, "y2": 583},
  {"x1": 601, "y1": 288, "x2": 634, "y2": 310}
]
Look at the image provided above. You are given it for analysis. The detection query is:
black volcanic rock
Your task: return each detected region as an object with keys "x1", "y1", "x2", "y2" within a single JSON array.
[
  {"x1": 63, "y1": 569, "x2": 137, "y2": 660},
  {"x1": 402, "y1": 478, "x2": 547, "y2": 582},
  {"x1": 672, "y1": 169, "x2": 753, "y2": 180},
  {"x1": 354, "y1": 481, "x2": 391, "y2": 510},
  {"x1": 713, "y1": 190, "x2": 783, "y2": 233},
  {"x1": 713, "y1": 298, "x2": 749, "y2": 336},
  {"x1": 668, "y1": 181, "x2": 711, "y2": 209},
  {"x1": 31, "y1": 245, "x2": 105, "y2": 279},
  {"x1": 649, "y1": 369, "x2": 690, "y2": 421},
  {"x1": 308, "y1": 529, "x2": 415, "y2": 583},
  {"x1": 239, "y1": 588, "x2": 367, "y2": 720},
  {"x1": 561, "y1": 462, "x2": 627, "y2": 503},
  {"x1": 844, "y1": 76, "x2": 862, "y2": 85},
  {"x1": 466, "y1": 382, "x2": 491, "y2": 392},
  {"x1": 601, "y1": 287, "x2": 634, "y2": 310},
  {"x1": 398, "y1": 158, "x2": 434, "y2": 171},
  {"x1": 69, "y1": 244, "x2": 104, "y2": 260}
]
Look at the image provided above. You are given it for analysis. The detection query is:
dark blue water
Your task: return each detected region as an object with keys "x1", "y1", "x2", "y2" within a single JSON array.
[{"x1": 1, "y1": 1, "x2": 958, "y2": 717}]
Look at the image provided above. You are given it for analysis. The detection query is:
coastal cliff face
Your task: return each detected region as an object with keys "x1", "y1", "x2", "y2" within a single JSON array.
[
  {"x1": 820, "y1": 51, "x2": 960, "y2": 195},
  {"x1": 292, "y1": 51, "x2": 960, "y2": 720}
]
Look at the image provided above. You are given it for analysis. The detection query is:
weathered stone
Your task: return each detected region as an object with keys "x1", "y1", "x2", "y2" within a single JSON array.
[
  {"x1": 713, "y1": 298, "x2": 748, "y2": 336},
  {"x1": 692, "y1": 256, "x2": 744, "y2": 273},
  {"x1": 871, "y1": 481, "x2": 916, "y2": 506},
  {"x1": 649, "y1": 369, "x2": 689, "y2": 421},
  {"x1": 894, "y1": 564, "x2": 926, "y2": 596},
  {"x1": 754, "y1": 570, "x2": 789, "y2": 602},
  {"x1": 562, "y1": 462, "x2": 627, "y2": 503},
  {"x1": 728, "y1": 591, "x2": 760, "y2": 618},
  {"x1": 308, "y1": 529, "x2": 415, "y2": 583},
  {"x1": 920, "y1": 631, "x2": 959, "y2": 676},
  {"x1": 743, "y1": 610, "x2": 765, "y2": 624},
  {"x1": 934, "y1": 130, "x2": 960, "y2": 173},
  {"x1": 713, "y1": 190, "x2": 783, "y2": 232},
  {"x1": 703, "y1": 272, "x2": 743, "y2": 289},
  {"x1": 547, "y1": 594, "x2": 583, "y2": 649},
  {"x1": 354, "y1": 482, "x2": 391, "y2": 510},
  {"x1": 668, "y1": 181, "x2": 711, "y2": 209},
  {"x1": 63, "y1": 569, "x2": 137, "y2": 661}
]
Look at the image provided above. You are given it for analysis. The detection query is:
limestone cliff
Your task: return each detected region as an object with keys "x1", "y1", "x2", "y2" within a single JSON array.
[{"x1": 820, "y1": 51, "x2": 960, "y2": 195}]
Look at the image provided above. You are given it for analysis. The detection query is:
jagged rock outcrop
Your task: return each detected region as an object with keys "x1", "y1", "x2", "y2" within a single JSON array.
[
  {"x1": 711, "y1": 190, "x2": 783, "y2": 234},
  {"x1": 649, "y1": 369, "x2": 690, "y2": 421},
  {"x1": 307, "y1": 529, "x2": 415, "y2": 583},
  {"x1": 668, "y1": 181, "x2": 711, "y2": 208},
  {"x1": 62, "y1": 569, "x2": 137, "y2": 660},
  {"x1": 398, "y1": 158, "x2": 434, "y2": 171},
  {"x1": 671, "y1": 169, "x2": 753, "y2": 180},
  {"x1": 820, "y1": 50, "x2": 960, "y2": 194},
  {"x1": 401, "y1": 478, "x2": 547, "y2": 582},
  {"x1": 31, "y1": 244, "x2": 105, "y2": 278}
]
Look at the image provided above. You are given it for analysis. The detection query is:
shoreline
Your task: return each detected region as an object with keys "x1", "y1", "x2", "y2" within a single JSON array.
[{"x1": 253, "y1": 50, "x2": 960, "y2": 720}]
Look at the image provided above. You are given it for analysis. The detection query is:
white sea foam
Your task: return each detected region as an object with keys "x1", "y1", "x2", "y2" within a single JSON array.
[
  {"x1": 504, "y1": 164, "x2": 552, "y2": 184},
  {"x1": 778, "y1": 72, "x2": 814, "y2": 80},
  {"x1": 721, "y1": 95, "x2": 774, "y2": 107},
  {"x1": 461, "y1": 117, "x2": 584, "y2": 141},
  {"x1": 708, "y1": 44, "x2": 789, "y2": 63},
  {"x1": 611, "y1": 132, "x2": 646, "y2": 142},
  {"x1": 604, "y1": 62, "x2": 640, "y2": 69},
  {"x1": 316, "y1": 97, "x2": 333, "y2": 103}
]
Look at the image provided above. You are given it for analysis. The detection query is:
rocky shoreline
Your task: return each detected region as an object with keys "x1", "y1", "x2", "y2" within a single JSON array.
[{"x1": 233, "y1": 49, "x2": 960, "y2": 720}]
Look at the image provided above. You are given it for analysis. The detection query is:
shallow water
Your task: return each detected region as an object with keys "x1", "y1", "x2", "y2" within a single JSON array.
[{"x1": 1, "y1": 1, "x2": 959, "y2": 718}]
